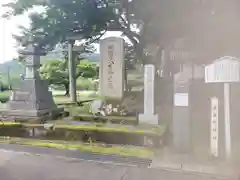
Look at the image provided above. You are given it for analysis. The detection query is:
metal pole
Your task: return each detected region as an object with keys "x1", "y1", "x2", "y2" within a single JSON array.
[
  {"x1": 224, "y1": 83, "x2": 231, "y2": 160},
  {"x1": 68, "y1": 41, "x2": 77, "y2": 102}
]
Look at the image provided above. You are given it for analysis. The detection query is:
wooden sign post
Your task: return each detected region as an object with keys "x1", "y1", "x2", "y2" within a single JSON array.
[{"x1": 205, "y1": 56, "x2": 240, "y2": 160}]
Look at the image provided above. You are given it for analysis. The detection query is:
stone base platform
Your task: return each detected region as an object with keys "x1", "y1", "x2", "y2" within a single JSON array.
[
  {"x1": 0, "y1": 107, "x2": 65, "y2": 122},
  {"x1": 1, "y1": 77, "x2": 66, "y2": 122},
  {"x1": 138, "y1": 113, "x2": 159, "y2": 125}
]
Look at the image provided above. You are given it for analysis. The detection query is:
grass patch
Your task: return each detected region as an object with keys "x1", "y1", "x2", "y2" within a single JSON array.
[
  {"x1": 54, "y1": 95, "x2": 73, "y2": 104},
  {"x1": 0, "y1": 122, "x2": 21, "y2": 126},
  {"x1": 65, "y1": 104, "x2": 92, "y2": 116},
  {"x1": 0, "y1": 90, "x2": 98, "y2": 105},
  {"x1": 0, "y1": 91, "x2": 10, "y2": 98},
  {"x1": 0, "y1": 137, "x2": 153, "y2": 158},
  {"x1": 55, "y1": 124, "x2": 164, "y2": 136}
]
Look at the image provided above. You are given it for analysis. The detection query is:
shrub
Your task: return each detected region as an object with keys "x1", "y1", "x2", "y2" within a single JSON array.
[
  {"x1": 76, "y1": 78, "x2": 95, "y2": 90},
  {"x1": 0, "y1": 91, "x2": 10, "y2": 103},
  {"x1": 0, "y1": 84, "x2": 9, "y2": 92}
]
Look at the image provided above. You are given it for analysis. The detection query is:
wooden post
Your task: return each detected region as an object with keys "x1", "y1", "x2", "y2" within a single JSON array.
[{"x1": 68, "y1": 40, "x2": 77, "y2": 102}]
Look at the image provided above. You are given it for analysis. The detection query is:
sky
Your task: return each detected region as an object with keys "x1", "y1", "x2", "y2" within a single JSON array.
[
  {"x1": 0, "y1": 0, "x2": 123, "y2": 64},
  {"x1": 0, "y1": 0, "x2": 30, "y2": 63}
]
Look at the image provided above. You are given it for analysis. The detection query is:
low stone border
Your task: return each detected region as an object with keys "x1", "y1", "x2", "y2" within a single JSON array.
[
  {"x1": 0, "y1": 122, "x2": 166, "y2": 147},
  {"x1": 0, "y1": 122, "x2": 165, "y2": 136},
  {"x1": 0, "y1": 137, "x2": 154, "y2": 159}
]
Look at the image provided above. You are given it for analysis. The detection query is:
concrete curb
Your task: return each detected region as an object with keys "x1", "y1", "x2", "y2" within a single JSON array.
[{"x1": 150, "y1": 162, "x2": 231, "y2": 179}]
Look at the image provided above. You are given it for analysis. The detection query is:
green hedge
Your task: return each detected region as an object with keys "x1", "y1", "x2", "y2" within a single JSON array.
[{"x1": 0, "y1": 91, "x2": 10, "y2": 103}]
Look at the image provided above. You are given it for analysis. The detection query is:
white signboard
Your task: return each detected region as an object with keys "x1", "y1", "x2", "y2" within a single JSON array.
[
  {"x1": 174, "y1": 93, "x2": 189, "y2": 107},
  {"x1": 100, "y1": 37, "x2": 124, "y2": 99},
  {"x1": 210, "y1": 97, "x2": 219, "y2": 157},
  {"x1": 205, "y1": 56, "x2": 240, "y2": 83}
]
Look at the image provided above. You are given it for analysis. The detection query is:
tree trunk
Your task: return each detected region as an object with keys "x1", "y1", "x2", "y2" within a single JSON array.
[{"x1": 64, "y1": 83, "x2": 70, "y2": 97}]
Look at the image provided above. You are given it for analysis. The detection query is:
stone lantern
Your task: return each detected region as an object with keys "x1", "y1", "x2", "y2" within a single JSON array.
[{"x1": 3, "y1": 43, "x2": 64, "y2": 121}]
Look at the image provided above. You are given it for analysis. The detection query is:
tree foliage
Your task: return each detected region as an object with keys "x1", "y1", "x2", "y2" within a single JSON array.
[
  {"x1": 124, "y1": 43, "x2": 138, "y2": 70},
  {"x1": 2, "y1": 0, "x2": 198, "y2": 64},
  {"x1": 40, "y1": 59, "x2": 98, "y2": 95},
  {"x1": 4, "y1": 0, "x2": 113, "y2": 50},
  {"x1": 2, "y1": 0, "x2": 223, "y2": 68}
]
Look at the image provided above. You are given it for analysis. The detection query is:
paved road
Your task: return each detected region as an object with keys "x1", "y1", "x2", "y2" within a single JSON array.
[
  {"x1": 0, "y1": 144, "x2": 152, "y2": 166},
  {"x1": 0, "y1": 146, "x2": 227, "y2": 180}
]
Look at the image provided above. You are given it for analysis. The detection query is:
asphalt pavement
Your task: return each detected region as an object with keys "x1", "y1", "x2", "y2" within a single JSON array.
[{"x1": 0, "y1": 145, "x2": 228, "y2": 180}]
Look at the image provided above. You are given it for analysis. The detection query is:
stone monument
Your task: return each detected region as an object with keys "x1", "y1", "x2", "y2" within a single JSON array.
[
  {"x1": 3, "y1": 43, "x2": 64, "y2": 121},
  {"x1": 100, "y1": 37, "x2": 124, "y2": 100},
  {"x1": 138, "y1": 64, "x2": 159, "y2": 125}
]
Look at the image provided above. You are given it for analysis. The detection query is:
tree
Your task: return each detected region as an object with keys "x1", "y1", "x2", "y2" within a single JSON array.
[
  {"x1": 123, "y1": 43, "x2": 138, "y2": 91},
  {"x1": 77, "y1": 59, "x2": 98, "y2": 79},
  {"x1": 40, "y1": 60, "x2": 69, "y2": 95},
  {"x1": 3, "y1": 0, "x2": 222, "y2": 77},
  {"x1": 124, "y1": 43, "x2": 138, "y2": 71},
  {"x1": 3, "y1": 0, "x2": 113, "y2": 51},
  {"x1": 2, "y1": 0, "x2": 201, "y2": 65},
  {"x1": 60, "y1": 43, "x2": 96, "y2": 62},
  {"x1": 40, "y1": 59, "x2": 98, "y2": 96}
]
